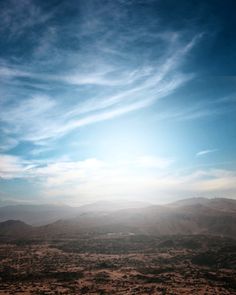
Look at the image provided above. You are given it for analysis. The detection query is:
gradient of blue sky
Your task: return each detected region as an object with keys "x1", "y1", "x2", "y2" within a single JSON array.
[{"x1": 0, "y1": 0, "x2": 236, "y2": 205}]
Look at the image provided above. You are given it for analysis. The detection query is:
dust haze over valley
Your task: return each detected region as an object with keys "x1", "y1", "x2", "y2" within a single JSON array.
[
  {"x1": 1, "y1": 0, "x2": 236, "y2": 294},
  {"x1": 0, "y1": 198, "x2": 236, "y2": 236}
]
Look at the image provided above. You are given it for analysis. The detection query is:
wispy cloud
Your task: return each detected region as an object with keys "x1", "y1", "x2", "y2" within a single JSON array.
[
  {"x1": 196, "y1": 149, "x2": 218, "y2": 157},
  {"x1": 155, "y1": 95, "x2": 236, "y2": 122},
  {"x1": 0, "y1": 0, "x2": 206, "y2": 155},
  {"x1": 0, "y1": 33, "x2": 199, "y2": 149},
  {"x1": 0, "y1": 154, "x2": 32, "y2": 179},
  {"x1": 0, "y1": 95, "x2": 58, "y2": 142},
  {"x1": 0, "y1": 0, "x2": 55, "y2": 37}
]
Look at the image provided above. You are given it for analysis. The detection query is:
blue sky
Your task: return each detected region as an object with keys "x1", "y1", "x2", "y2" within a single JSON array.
[{"x1": 0, "y1": 0, "x2": 236, "y2": 205}]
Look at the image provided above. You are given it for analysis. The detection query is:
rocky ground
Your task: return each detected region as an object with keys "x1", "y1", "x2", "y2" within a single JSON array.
[{"x1": 0, "y1": 234, "x2": 235, "y2": 294}]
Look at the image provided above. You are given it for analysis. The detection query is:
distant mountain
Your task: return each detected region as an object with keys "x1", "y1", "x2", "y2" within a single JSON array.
[
  {"x1": 0, "y1": 198, "x2": 235, "y2": 238},
  {"x1": 0, "y1": 200, "x2": 150, "y2": 225},
  {"x1": 206, "y1": 198, "x2": 236, "y2": 213},
  {"x1": 40, "y1": 198, "x2": 236, "y2": 237},
  {"x1": 77, "y1": 200, "x2": 151, "y2": 213},
  {"x1": 0, "y1": 220, "x2": 32, "y2": 237},
  {"x1": 0, "y1": 204, "x2": 77, "y2": 226},
  {"x1": 170, "y1": 197, "x2": 236, "y2": 213},
  {"x1": 169, "y1": 197, "x2": 210, "y2": 207}
]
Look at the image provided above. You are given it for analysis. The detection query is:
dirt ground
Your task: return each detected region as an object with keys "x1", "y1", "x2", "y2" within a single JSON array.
[{"x1": 0, "y1": 234, "x2": 235, "y2": 294}]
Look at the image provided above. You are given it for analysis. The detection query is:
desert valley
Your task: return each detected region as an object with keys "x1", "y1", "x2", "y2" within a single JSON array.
[{"x1": 0, "y1": 198, "x2": 235, "y2": 294}]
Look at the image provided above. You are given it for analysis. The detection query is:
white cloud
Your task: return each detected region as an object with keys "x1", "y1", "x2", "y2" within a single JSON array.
[
  {"x1": 39, "y1": 165, "x2": 236, "y2": 204},
  {"x1": 0, "y1": 154, "x2": 31, "y2": 179},
  {"x1": 1, "y1": 152, "x2": 236, "y2": 203},
  {"x1": 0, "y1": 95, "x2": 59, "y2": 142},
  {"x1": 33, "y1": 158, "x2": 104, "y2": 187},
  {"x1": 196, "y1": 149, "x2": 218, "y2": 157}
]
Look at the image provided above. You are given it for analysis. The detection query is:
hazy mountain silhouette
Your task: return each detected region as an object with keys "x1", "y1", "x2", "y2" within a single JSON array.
[
  {"x1": 0, "y1": 201, "x2": 150, "y2": 225},
  {"x1": 170, "y1": 197, "x2": 236, "y2": 213},
  {"x1": 0, "y1": 204, "x2": 76, "y2": 226},
  {"x1": 0, "y1": 198, "x2": 235, "y2": 238},
  {"x1": 0, "y1": 220, "x2": 32, "y2": 237}
]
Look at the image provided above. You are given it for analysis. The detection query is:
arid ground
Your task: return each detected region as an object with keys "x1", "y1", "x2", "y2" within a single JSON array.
[{"x1": 0, "y1": 234, "x2": 235, "y2": 295}]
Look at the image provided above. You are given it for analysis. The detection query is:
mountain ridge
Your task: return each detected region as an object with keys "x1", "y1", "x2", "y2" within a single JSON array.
[{"x1": 0, "y1": 197, "x2": 235, "y2": 238}]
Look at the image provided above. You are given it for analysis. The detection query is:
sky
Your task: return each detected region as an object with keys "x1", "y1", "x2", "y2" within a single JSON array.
[{"x1": 0, "y1": 0, "x2": 236, "y2": 206}]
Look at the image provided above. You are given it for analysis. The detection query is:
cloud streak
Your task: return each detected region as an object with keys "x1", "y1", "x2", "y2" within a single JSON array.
[
  {"x1": 0, "y1": 0, "x2": 55, "y2": 37},
  {"x1": 0, "y1": 0, "x2": 205, "y2": 154},
  {"x1": 196, "y1": 149, "x2": 218, "y2": 157},
  {"x1": 0, "y1": 154, "x2": 33, "y2": 179},
  {"x1": 0, "y1": 33, "x2": 199, "y2": 147}
]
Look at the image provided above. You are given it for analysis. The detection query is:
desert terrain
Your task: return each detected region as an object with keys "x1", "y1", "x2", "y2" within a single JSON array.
[
  {"x1": 0, "y1": 234, "x2": 235, "y2": 294},
  {"x1": 0, "y1": 198, "x2": 235, "y2": 294}
]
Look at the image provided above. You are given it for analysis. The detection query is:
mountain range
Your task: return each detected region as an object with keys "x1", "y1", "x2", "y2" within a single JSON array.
[{"x1": 0, "y1": 198, "x2": 235, "y2": 238}]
